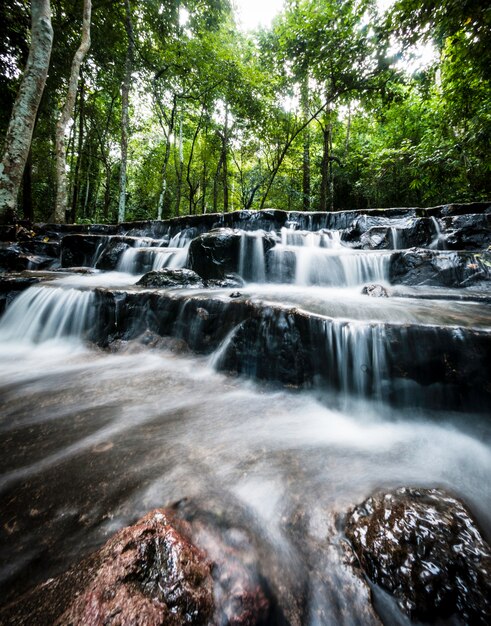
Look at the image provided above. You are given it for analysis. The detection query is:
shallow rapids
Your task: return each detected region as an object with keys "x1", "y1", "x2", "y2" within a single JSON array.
[{"x1": 0, "y1": 338, "x2": 490, "y2": 622}]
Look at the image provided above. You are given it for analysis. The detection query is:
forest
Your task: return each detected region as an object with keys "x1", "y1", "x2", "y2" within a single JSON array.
[{"x1": 0, "y1": 0, "x2": 489, "y2": 225}]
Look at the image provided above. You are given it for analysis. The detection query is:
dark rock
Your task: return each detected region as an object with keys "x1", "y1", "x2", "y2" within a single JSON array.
[
  {"x1": 17, "y1": 239, "x2": 60, "y2": 259},
  {"x1": 229, "y1": 291, "x2": 243, "y2": 298},
  {"x1": 0, "y1": 225, "x2": 16, "y2": 242},
  {"x1": 95, "y1": 240, "x2": 131, "y2": 270},
  {"x1": 440, "y1": 213, "x2": 491, "y2": 250},
  {"x1": 0, "y1": 509, "x2": 214, "y2": 626},
  {"x1": 137, "y1": 268, "x2": 205, "y2": 289},
  {"x1": 0, "y1": 273, "x2": 45, "y2": 315},
  {"x1": 345, "y1": 488, "x2": 491, "y2": 624},
  {"x1": 0, "y1": 244, "x2": 55, "y2": 272},
  {"x1": 187, "y1": 229, "x2": 276, "y2": 280},
  {"x1": 205, "y1": 273, "x2": 244, "y2": 289},
  {"x1": 361, "y1": 284, "x2": 389, "y2": 297},
  {"x1": 60, "y1": 234, "x2": 109, "y2": 268},
  {"x1": 360, "y1": 227, "x2": 394, "y2": 250},
  {"x1": 0, "y1": 504, "x2": 275, "y2": 626},
  {"x1": 389, "y1": 249, "x2": 491, "y2": 287},
  {"x1": 426, "y1": 201, "x2": 491, "y2": 218},
  {"x1": 187, "y1": 229, "x2": 241, "y2": 280}
]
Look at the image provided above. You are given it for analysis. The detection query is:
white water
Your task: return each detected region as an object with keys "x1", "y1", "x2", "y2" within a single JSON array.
[
  {"x1": 268, "y1": 245, "x2": 391, "y2": 286},
  {"x1": 118, "y1": 245, "x2": 188, "y2": 273},
  {"x1": 238, "y1": 231, "x2": 267, "y2": 282},
  {"x1": 0, "y1": 286, "x2": 95, "y2": 344},
  {"x1": 1, "y1": 217, "x2": 490, "y2": 621},
  {"x1": 0, "y1": 338, "x2": 489, "y2": 621}
]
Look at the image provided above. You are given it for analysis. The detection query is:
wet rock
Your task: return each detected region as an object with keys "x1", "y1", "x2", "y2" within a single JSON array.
[
  {"x1": 0, "y1": 273, "x2": 45, "y2": 315},
  {"x1": 137, "y1": 268, "x2": 205, "y2": 289},
  {"x1": 360, "y1": 227, "x2": 394, "y2": 250},
  {"x1": 229, "y1": 291, "x2": 243, "y2": 298},
  {"x1": 361, "y1": 284, "x2": 389, "y2": 297},
  {"x1": 426, "y1": 201, "x2": 491, "y2": 218},
  {"x1": 0, "y1": 509, "x2": 214, "y2": 626},
  {"x1": 389, "y1": 249, "x2": 491, "y2": 287},
  {"x1": 187, "y1": 229, "x2": 242, "y2": 279},
  {"x1": 188, "y1": 229, "x2": 276, "y2": 280},
  {"x1": 95, "y1": 240, "x2": 130, "y2": 270},
  {"x1": 205, "y1": 273, "x2": 244, "y2": 289},
  {"x1": 0, "y1": 244, "x2": 55, "y2": 272},
  {"x1": 345, "y1": 487, "x2": 491, "y2": 624},
  {"x1": 440, "y1": 213, "x2": 491, "y2": 250},
  {"x1": 60, "y1": 234, "x2": 108, "y2": 267},
  {"x1": 0, "y1": 503, "x2": 276, "y2": 626}
]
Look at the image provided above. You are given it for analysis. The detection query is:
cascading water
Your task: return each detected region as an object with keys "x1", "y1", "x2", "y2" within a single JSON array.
[
  {"x1": 0, "y1": 207, "x2": 490, "y2": 624},
  {"x1": 268, "y1": 244, "x2": 391, "y2": 286},
  {"x1": 0, "y1": 285, "x2": 95, "y2": 344},
  {"x1": 238, "y1": 231, "x2": 267, "y2": 282}
]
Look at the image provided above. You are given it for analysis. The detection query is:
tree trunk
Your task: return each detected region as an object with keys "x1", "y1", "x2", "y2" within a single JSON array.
[
  {"x1": 301, "y1": 76, "x2": 310, "y2": 211},
  {"x1": 70, "y1": 77, "x2": 85, "y2": 223},
  {"x1": 22, "y1": 148, "x2": 33, "y2": 222},
  {"x1": 222, "y1": 106, "x2": 229, "y2": 212},
  {"x1": 174, "y1": 115, "x2": 184, "y2": 217},
  {"x1": 118, "y1": 0, "x2": 134, "y2": 224},
  {"x1": 0, "y1": 0, "x2": 53, "y2": 224},
  {"x1": 54, "y1": 0, "x2": 91, "y2": 223},
  {"x1": 319, "y1": 126, "x2": 330, "y2": 213}
]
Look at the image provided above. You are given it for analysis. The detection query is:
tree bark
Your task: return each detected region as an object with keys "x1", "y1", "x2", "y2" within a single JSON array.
[
  {"x1": 0, "y1": 0, "x2": 53, "y2": 224},
  {"x1": 301, "y1": 76, "x2": 310, "y2": 211},
  {"x1": 22, "y1": 148, "x2": 34, "y2": 222},
  {"x1": 70, "y1": 76, "x2": 85, "y2": 223},
  {"x1": 54, "y1": 0, "x2": 91, "y2": 223},
  {"x1": 118, "y1": 0, "x2": 134, "y2": 224},
  {"x1": 222, "y1": 106, "x2": 229, "y2": 213},
  {"x1": 319, "y1": 125, "x2": 330, "y2": 213}
]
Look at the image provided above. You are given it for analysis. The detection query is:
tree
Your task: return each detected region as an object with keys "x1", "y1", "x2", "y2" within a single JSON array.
[
  {"x1": 0, "y1": 0, "x2": 53, "y2": 223},
  {"x1": 54, "y1": 0, "x2": 91, "y2": 223},
  {"x1": 118, "y1": 0, "x2": 134, "y2": 224}
]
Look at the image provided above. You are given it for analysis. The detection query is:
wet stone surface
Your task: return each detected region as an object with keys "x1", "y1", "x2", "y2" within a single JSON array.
[
  {"x1": 137, "y1": 268, "x2": 205, "y2": 289},
  {"x1": 345, "y1": 487, "x2": 491, "y2": 625}
]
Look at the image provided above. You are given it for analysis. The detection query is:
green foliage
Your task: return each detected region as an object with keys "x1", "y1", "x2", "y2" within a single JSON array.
[{"x1": 1, "y1": 0, "x2": 489, "y2": 221}]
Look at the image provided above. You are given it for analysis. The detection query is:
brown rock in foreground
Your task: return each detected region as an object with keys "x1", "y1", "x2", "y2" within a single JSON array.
[
  {"x1": 0, "y1": 505, "x2": 272, "y2": 626},
  {"x1": 345, "y1": 487, "x2": 491, "y2": 625},
  {"x1": 1, "y1": 509, "x2": 214, "y2": 626}
]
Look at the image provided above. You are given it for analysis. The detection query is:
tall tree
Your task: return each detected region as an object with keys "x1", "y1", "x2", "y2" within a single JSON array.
[
  {"x1": 54, "y1": 0, "x2": 92, "y2": 223},
  {"x1": 118, "y1": 0, "x2": 134, "y2": 224},
  {"x1": 0, "y1": 0, "x2": 53, "y2": 223}
]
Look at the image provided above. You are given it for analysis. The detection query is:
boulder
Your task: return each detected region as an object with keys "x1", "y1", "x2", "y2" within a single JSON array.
[
  {"x1": 187, "y1": 229, "x2": 276, "y2": 280},
  {"x1": 187, "y1": 229, "x2": 242, "y2": 279},
  {"x1": 95, "y1": 240, "x2": 131, "y2": 270},
  {"x1": 440, "y1": 213, "x2": 491, "y2": 250},
  {"x1": 360, "y1": 227, "x2": 394, "y2": 250},
  {"x1": 0, "y1": 509, "x2": 214, "y2": 626},
  {"x1": 345, "y1": 488, "x2": 491, "y2": 624},
  {"x1": 389, "y1": 249, "x2": 491, "y2": 287},
  {"x1": 0, "y1": 505, "x2": 274, "y2": 626},
  {"x1": 205, "y1": 273, "x2": 244, "y2": 289},
  {"x1": 361, "y1": 284, "x2": 389, "y2": 297},
  {"x1": 60, "y1": 234, "x2": 108, "y2": 268},
  {"x1": 137, "y1": 268, "x2": 205, "y2": 289}
]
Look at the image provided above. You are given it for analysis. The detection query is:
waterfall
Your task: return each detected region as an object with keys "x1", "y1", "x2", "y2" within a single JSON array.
[
  {"x1": 430, "y1": 217, "x2": 446, "y2": 250},
  {"x1": 268, "y1": 246, "x2": 390, "y2": 286},
  {"x1": 117, "y1": 246, "x2": 188, "y2": 274},
  {"x1": 390, "y1": 227, "x2": 399, "y2": 249},
  {"x1": 0, "y1": 286, "x2": 95, "y2": 344},
  {"x1": 238, "y1": 231, "x2": 267, "y2": 282}
]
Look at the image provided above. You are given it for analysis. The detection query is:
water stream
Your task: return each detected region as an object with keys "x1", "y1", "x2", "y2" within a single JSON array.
[{"x1": 0, "y1": 211, "x2": 490, "y2": 623}]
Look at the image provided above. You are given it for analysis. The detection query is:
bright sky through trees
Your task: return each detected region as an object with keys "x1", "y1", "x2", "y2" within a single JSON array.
[{"x1": 234, "y1": 0, "x2": 285, "y2": 31}]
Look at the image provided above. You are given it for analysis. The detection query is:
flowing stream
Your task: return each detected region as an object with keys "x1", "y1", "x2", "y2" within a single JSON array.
[{"x1": 0, "y1": 212, "x2": 490, "y2": 624}]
